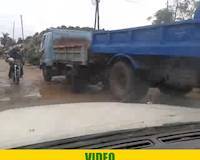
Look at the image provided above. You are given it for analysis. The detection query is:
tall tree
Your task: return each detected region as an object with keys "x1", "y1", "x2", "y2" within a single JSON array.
[
  {"x1": 172, "y1": 0, "x2": 198, "y2": 20},
  {"x1": 148, "y1": 8, "x2": 174, "y2": 25},
  {"x1": 148, "y1": 0, "x2": 200, "y2": 25},
  {"x1": 0, "y1": 33, "x2": 15, "y2": 47},
  {"x1": 0, "y1": 33, "x2": 9, "y2": 47}
]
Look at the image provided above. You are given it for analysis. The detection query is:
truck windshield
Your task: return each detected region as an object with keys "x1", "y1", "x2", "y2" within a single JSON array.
[{"x1": 40, "y1": 35, "x2": 46, "y2": 50}]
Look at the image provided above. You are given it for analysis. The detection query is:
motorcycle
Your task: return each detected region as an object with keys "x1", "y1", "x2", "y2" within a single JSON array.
[{"x1": 7, "y1": 57, "x2": 21, "y2": 84}]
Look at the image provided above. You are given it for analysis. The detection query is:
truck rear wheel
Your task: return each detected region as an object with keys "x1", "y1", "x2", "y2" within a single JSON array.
[
  {"x1": 42, "y1": 66, "x2": 52, "y2": 82},
  {"x1": 109, "y1": 61, "x2": 148, "y2": 102},
  {"x1": 70, "y1": 67, "x2": 86, "y2": 93},
  {"x1": 71, "y1": 75, "x2": 83, "y2": 93}
]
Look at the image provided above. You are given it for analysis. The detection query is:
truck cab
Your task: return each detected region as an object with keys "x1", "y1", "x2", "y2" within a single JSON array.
[{"x1": 40, "y1": 29, "x2": 92, "y2": 82}]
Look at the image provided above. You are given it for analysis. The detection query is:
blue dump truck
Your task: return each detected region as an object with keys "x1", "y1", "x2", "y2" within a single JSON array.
[{"x1": 40, "y1": 9, "x2": 200, "y2": 101}]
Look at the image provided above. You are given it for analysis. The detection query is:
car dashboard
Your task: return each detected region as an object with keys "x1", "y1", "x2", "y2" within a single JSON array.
[{"x1": 16, "y1": 123, "x2": 200, "y2": 149}]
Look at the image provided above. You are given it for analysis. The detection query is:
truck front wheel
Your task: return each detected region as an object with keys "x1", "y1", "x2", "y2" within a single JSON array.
[
  {"x1": 109, "y1": 61, "x2": 148, "y2": 102},
  {"x1": 42, "y1": 66, "x2": 52, "y2": 82}
]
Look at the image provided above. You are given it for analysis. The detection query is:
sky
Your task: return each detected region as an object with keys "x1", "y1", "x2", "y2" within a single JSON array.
[{"x1": 0, "y1": 0, "x2": 166, "y2": 39}]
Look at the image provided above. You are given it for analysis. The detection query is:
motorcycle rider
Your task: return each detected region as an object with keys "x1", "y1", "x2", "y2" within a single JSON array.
[{"x1": 6, "y1": 45, "x2": 24, "y2": 79}]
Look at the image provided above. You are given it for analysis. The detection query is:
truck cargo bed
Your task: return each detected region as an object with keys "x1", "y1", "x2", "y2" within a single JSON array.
[{"x1": 91, "y1": 21, "x2": 200, "y2": 57}]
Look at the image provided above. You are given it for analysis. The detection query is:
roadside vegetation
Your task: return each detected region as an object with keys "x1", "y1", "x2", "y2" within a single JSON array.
[{"x1": 148, "y1": 0, "x2": 200, "y2": 24}]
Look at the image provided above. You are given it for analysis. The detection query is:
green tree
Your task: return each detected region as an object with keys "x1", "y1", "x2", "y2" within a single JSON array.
[
  {"x1": 0, "y1": 33, "x2": 15, "y2": 47},
  {"x1": 23, "y1": 32, "x2": 42, "y2": 65},
  {"x1": 148, "y1": 0, "x2": 200, "y2": 25},
  {"x1": 17, "y1": 38, "x2": 23, "y2": 44},
  {"x1": 0, "y1": 33, "x2": 9, "y2": 46},
  {"x1": 172, "y1": 0, "x2": 199, "y2": 20},
  {"x1": 148, "y1": 8, "x2": 174, "y2": 25}
]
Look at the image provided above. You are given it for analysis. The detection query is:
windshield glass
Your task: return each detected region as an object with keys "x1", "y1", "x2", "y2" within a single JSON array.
[{"x1": 0, "y1": 0, "x2": 200, "y2": 148}]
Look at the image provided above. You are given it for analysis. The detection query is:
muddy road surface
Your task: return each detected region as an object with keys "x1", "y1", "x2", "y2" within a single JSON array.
[
  {"x1": 0, "y1": 59, "x2": 200, "y2": 111},
  {"x1": 0, "y1": 59, "x2": 114, "y2": 111}
]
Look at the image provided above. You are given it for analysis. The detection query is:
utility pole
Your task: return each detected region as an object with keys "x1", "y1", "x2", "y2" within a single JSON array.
[
  {"x1": 167, "y1": 0, "x2": 169, "y2": 10},
  {"x1": 94, "y1": 0, "x2": 100, "y2": 30},
  {"x1": 12, "y1": 21, "x2": 15, "y2": 40},
  {"x1": 20, "y1": 15, "x2": 24, "y2": 40}
]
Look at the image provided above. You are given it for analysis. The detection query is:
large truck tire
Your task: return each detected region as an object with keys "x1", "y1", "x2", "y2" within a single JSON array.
[
  {"x1": 109, "y1": 61, "x2": 148, "y2": 102},
  {"x1": 159, "y1": 85, "x2": 192, "y2": 97},
  {"x1": 102, "y1": 69, "x2": 110, "y2": 90},
  {"x1": 71, "y1": 75, "x2": 82, "y2": 93},
  {"x1": 42, "y1": 66, "x2": 52, "y2": 82},
  {"x1": 70, "y1": 67, "x2": 86, "y2": 93}
]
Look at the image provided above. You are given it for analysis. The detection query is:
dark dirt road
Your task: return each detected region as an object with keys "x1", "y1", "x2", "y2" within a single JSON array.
[
  {"x1": 1, "y1": 59, "x2": 200, "y2": 111},
  {"x1": 0, "y1": 59, "x2": 115, "y2": 111}
]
